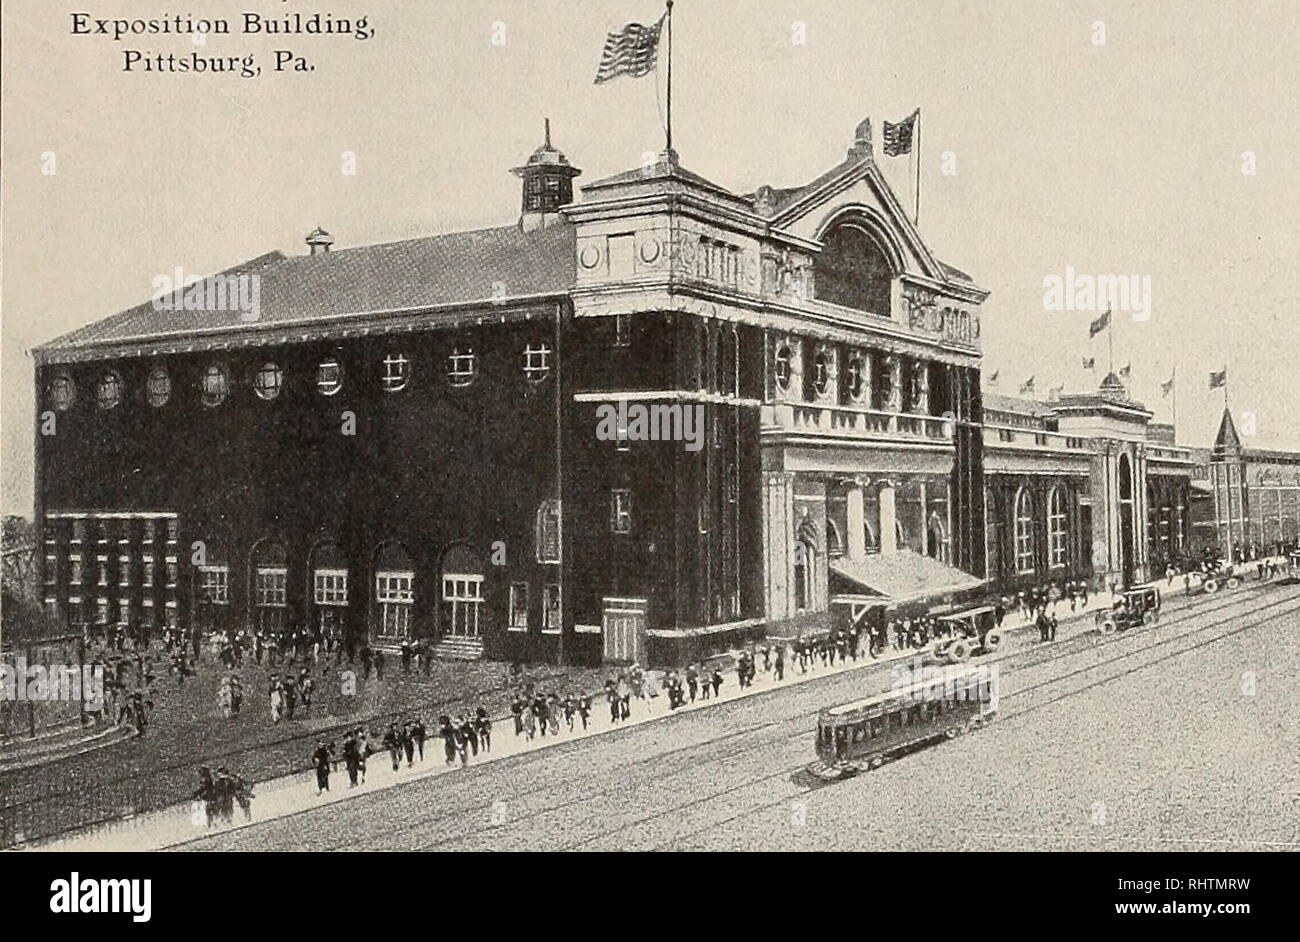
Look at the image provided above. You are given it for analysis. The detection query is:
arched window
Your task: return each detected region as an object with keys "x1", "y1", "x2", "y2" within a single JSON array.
[
  {"x1": 793, "y1": 539, "x2": 814, "y2": 612},
  {"x1": 1048, "y1": 487, "x2": 1068, "y2": 568},
  {"x1": 826, "y1": 519, "x2": 843, "y2": 558},
  {"x1": 1015, "y1": 488, "x2": 1035, "y2": 574},
  {"x1": 814, "y1": 222, "x2": 895, "y2": 315},
  {"x1": 250, "y1": 539, "x2": 288, "y2": 634},
  {"x1": 441, "y1": 544, "x2": 484, "y2": 638},
  {"x1": 373, "y1": 542, "x2": 415, "y2": 644},
  {"x1": 309, "y1": 541, "x2": 348, "y2": 643},
  {"x1": 195, "y1": 539, "x2": 230, "y2": 632}
]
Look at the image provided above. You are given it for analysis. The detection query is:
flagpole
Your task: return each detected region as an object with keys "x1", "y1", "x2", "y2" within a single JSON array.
[
  {"x1": 914, "y1": 109, "x2": 921, "y2": 226},
  {"x1": 1171, "y1": 368, "x2": 1178, "y2": 443},
  {"x1": 1107, "y1": 306, "x2": 1114, "y2": 376},
  {"x1": 665, "y1": 0, "x2": 673, "y2": 154}
]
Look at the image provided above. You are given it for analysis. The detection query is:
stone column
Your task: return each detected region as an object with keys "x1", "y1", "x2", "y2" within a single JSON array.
[
  {"x1": 847, "y1": 482, "x2": 866, "y2": 561},
  {"x1": 880, "y1": 482, "x2": 898, "y2": 555}
]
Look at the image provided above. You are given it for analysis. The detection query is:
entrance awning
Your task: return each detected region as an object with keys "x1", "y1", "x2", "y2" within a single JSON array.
[{"x1": 829, "y1": 550, "x2": 983, "y2": 609}]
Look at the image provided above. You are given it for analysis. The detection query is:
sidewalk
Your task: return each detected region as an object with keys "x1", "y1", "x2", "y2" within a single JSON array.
[
  {"x1": 28, "y1": 576, "x2": 1244, "y2": 852},
  {"x1": 32, "y1": 591, "x2": 1130, "y2": 851}
]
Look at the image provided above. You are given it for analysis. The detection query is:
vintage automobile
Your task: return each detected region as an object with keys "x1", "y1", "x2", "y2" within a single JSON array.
[
  {"x1": 1095, "y1": 583, "x2": 1162, "y2": 634},
  {"x1": 1198, "y1": 564, "x2": 1243, "y2": 594},
  {"x1": 930, "y1": 605, "x2": 1003, "y2": 664}
]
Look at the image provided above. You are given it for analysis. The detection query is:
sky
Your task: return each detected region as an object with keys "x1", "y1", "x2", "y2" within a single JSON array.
[{"x1": 3, "y1": 0, "x2": 1299, "y2": 516}]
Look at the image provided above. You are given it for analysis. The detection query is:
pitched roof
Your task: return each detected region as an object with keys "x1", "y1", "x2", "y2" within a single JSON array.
[
  {"x1": 1212, "y1": 407, "x2": 1242, "y2": 456},
  {"x1": 982, "y1": 392, "x2": 1055, "y2": 418},
  {"x1": 37, "y1": 222, "x2": 576, "y2": 355}
]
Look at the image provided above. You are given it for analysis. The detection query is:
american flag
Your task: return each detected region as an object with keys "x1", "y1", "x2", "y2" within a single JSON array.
[
  {"x1": 883, "y1": 110, "x2": 919, "y2": 156},
  {"x1": 1082, "y1": 356, "x2": 1096, "y2": 370},
  {"x1": 1119, "y1": 363, "x2": 1131, "y2": 379},
  {"x1": 1020, "y1": 375, "x2": 1036, "y2": 395},
  {"x1": 1161, "y1": 372, "x2": 1175, "y2": 397},
  {"x1": 594, "y1": 15, "x2": 666, "y2": 84},
  {"x1": 1209, "y1": 368, "x2": 1227, "y2": 389}
]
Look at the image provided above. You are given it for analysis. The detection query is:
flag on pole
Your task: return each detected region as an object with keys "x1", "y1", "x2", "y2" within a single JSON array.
[
  {"x1": 1161, "y1": 372, "x2": 1175, "y2": 397},
  {"x1": 1019, "y1": 375, "x2": 1035, "y2": 395},
  {"x1": 1082, "y1": 356, "x2": 1096, "y2": 370},
  {"x1": 593, "y1": 14, "x2": 667, "y2": 84},
  {"x1": 883, "y1": 109, "x2": 919, "y2": 156},
  {"x1": 1209, "y1": 368, "x2": 1227, "y2": 389},
  {"x1": 1119, "y1": 363, "x2": 1131, "y2": 379},
  {"x1": 988, "y1": 370, "x2": 999, "y2": 386},
  {"x1": 1089, "y1": 309, "x2": 1111, "y2": 338},
  {"x1": 1049, "y1": 383, "x2": 1065, "y2": 400}
]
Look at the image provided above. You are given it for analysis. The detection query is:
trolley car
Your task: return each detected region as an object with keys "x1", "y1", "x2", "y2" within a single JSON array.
[
  {"x1": 811, "y1": 665, "x2": 999, "y2": 779},
  {"x1": 930, "y1": 605, "x2": 1003, "y2": 664}
]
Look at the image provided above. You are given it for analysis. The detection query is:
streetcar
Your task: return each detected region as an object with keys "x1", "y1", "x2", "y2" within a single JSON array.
[
  {"x1": 1095, "y1": 583, "x2": 1162, "y2": 634},
  {"x1": 930, "y1": 604, "x2": 1004, "y2": 664},
  {"x1": 810, "y1": 665, "x2": 999, "y2": 779}
]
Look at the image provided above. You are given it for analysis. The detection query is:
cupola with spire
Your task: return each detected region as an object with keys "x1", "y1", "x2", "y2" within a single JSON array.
[{"x1": 511, "y1": 119, "x2": 581, "y2": 232}]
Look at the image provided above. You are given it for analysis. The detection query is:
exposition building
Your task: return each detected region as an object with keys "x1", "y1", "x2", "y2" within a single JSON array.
[{"x1": 32, "y1": 118, "x2": 1206, "y2": 666}]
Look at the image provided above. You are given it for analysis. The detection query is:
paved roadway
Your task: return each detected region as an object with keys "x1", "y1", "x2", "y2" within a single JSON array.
[{"x1": 178, "y1": 581, "x2": 1300, "y2": 851}]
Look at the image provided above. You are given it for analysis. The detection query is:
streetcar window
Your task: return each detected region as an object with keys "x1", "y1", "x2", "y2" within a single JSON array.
[
  {"x1": 909, "y1": 705, "x2": 923, "y2": 725},
  {"x1": 870, "y1": 716, "x2": 885, "y2": 737},
  {"x1": 888, "y1": 711, "x2": 903, "y2": 731}
]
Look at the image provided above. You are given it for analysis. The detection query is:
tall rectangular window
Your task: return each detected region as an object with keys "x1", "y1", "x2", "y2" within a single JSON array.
[
  {"x1": 611, "y1": 489, "x2": 632, "y2": 533},
  {"x1": 376, "y1": 571, "x2": 414, "y2": 641},
  {"x1": 509, "y1": 582, "x2": 529, "y2": 630},
  {"x1": 535, "y1": 499, "x2": 562, "y2": 563},
  {"x1": 542, "y1": 584, "x2": 561, "y2": 633}
]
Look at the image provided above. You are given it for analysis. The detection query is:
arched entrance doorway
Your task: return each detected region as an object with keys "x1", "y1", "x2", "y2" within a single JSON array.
[{"x1": 1118, "y1": 454, "x2": 1135, "y2": 587}]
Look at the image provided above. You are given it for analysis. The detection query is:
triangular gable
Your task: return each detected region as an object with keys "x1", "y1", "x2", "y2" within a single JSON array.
[{"x1": 765, "y1": 154, "x2": 949, "y2": 285}]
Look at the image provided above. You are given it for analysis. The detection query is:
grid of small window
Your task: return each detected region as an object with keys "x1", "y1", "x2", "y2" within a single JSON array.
[
  {"x1": 447, "y1": 345, "x2": 477, "y2": 386},
  {"x1": 522, "y1": 342, "x2": 552, "y2": 383},
  {"x1": 254, "y1": 362, "x2": 283, "y2": 400},
  {"x1": 255, "y1": 568, "x2": 287, "y2": 606},
  {"x1": 147, "y1": 367, "x2": 171, "y2": 407},
  {"x1": 49, "y1": 373, "x2": 77, "y2": 411},
  {"x1": 382, "y1": 353, "x2": 410, "y2": 392},
  {"x1": 317, "y1": 359, "x2": 344, "y2": 396},
  {"x1": 314, "y1": 569, "x2": 349, "y2": 605},
  {"x1": 201, "y1": 363, "x2": 231, "y2": 407},
  {"x1": 97, "y1": 371, "x2": 124, "y2": 410}
]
